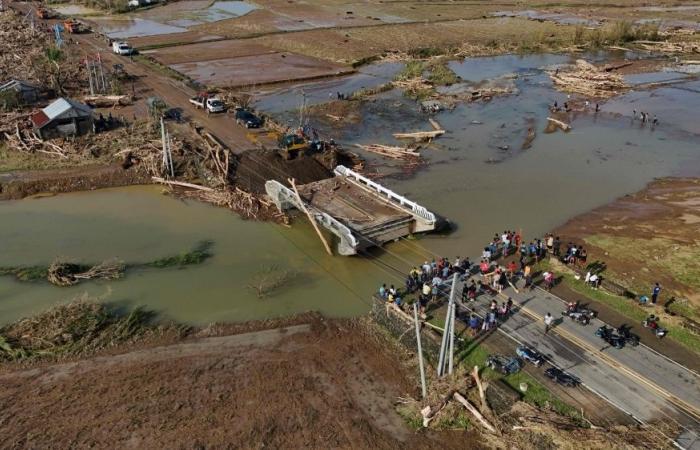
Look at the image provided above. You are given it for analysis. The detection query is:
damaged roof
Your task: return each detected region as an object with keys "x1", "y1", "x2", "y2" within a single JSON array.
[{"x1": 31, "y1": 97, "x2": 93, "y2": 129}]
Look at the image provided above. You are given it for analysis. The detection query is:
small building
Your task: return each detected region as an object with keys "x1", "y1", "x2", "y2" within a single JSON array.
[
  {"x1": 0, "y1": 79, "x2": 41, "y2": 105},
  {"x1": 31, "y1": 98, "x2": 94, "y2": 140}
]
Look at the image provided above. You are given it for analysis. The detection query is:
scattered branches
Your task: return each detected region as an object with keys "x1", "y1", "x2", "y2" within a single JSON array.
[{"x1": 247, "y1": 264, "x2": 298, "y2": 299}]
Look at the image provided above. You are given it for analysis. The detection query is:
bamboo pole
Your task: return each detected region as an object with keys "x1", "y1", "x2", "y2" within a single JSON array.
[{"x1": 288, "y1": 178, "x2": 333, "y2": 256}]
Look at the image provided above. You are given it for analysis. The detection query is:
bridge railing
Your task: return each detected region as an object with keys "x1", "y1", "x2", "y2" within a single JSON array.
[{"x1": 334, "y1": 165, "x2": 436, "y2": 224}]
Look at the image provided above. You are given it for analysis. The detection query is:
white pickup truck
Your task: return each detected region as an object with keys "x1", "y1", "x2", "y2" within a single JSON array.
[
  {"x1": 189, "y1": 94, "x2": 226, "y2": 114},
  {"x1": 112, "y1": 41, "x2": 134, "y2": 56}
]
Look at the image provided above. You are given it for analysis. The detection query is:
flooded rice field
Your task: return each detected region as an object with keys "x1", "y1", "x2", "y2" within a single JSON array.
[{"x1": 2, "y1": 53, "x2": 699, "y2": 326}]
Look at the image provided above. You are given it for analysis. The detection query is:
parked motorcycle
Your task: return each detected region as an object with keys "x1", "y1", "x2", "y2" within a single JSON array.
[
  {"x1": 486, "y1": 354, "x2": 522, "y2": 375},
  {"x1": 642, "y1": 315, "x2": 668, "y2": 338},
  {"x1": 516, "y1": 345, "x2": 545, "y2": 367},
  {"x1": 544, "y1": 367, "x2": 580, "y2": 387},
  {"x1": 562, "y1": 302, "x2": 596, "y2": 325},
  {"x1": 615, "y1": 326, "x2": 640, "y2": 347},
  {"x1": 595, "y1": 325, "x2": 625, "y2": 349}
]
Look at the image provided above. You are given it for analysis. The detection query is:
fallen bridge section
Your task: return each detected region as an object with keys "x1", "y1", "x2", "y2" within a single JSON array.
[{"x1": 265, "y1": 165, "x2": 439, "y2": 255}]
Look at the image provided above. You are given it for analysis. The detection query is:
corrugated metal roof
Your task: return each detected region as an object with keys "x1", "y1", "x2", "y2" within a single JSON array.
[
  {"x1": 31, "y1": 111, "x2": 50, "y2": 128},
  {"x1": 42, "y1": 97, "x2": 92, "y2": 120},
  {"x1": 0, "y1": 79, "x2": 39, "y2": 92}
]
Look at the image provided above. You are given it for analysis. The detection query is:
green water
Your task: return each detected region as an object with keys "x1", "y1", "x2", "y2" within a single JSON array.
[{"x1": 0, "y1": 186, "x2": 399, "y2": 326}]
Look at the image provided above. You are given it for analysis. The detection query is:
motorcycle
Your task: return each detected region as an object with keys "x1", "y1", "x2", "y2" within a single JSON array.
[
  {"x1": 615, "y1": 326, "x2": 640, "y2": 347},
  {"x1": 516, "y1": 345, "x2": 545, "y2": 367},
  {"x1": 486, "y1": 354, "x2": 522, "y2": 375},
  {"x1": 544, "y1": 367, "x2": 580, "y2": 387},
  {"x1": 595, "y1": 325, "x2": 625, "y2": 349},
  {"x1": 562, "y1": 303, "x2": 596, "y2": 325},
  {"x1": 642, "y1": 315, "x2": 668, "y2": 338}
]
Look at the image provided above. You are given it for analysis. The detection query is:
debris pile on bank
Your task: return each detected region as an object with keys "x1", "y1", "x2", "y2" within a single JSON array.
[{"x1": 548, "y1": 60, "x2": 627, "y2": 97}]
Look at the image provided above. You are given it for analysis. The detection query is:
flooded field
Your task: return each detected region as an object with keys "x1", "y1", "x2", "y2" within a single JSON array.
[{"x1": 3, "y1": 53, "x2": 699, "y2": 326}]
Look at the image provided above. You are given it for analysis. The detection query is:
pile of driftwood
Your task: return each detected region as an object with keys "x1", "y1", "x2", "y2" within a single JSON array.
[
  {"x1": 393, "y1": 118, "x2": 446, "y2": 142},
  {"x1": 355, "y1": 144, "x2": 420, "y2": 159},
  {"x1": 549, "y1": 59, "x2": 627, "y2": 97},
  {"x1": 47, "y1": 259, "x2": 125, "y2": 287},
  {"x1": 635, "y1": 40, "x2": 700, "y2": 54}
]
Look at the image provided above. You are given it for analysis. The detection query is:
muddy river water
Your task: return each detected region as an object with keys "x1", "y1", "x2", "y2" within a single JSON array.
[{"x1": 1, "y1": 54, "x2": 699, "y2": 326}]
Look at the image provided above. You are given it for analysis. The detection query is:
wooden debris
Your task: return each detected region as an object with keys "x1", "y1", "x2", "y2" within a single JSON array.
[
  {"x1": 548, "y1": 59, "x2": 627, "y2": 98},
  {"x1": 83, "y1": 95, "x2": 132, "y2": 107},
  {"x1": 393, "y1": 129, "x2": 445, "y2": 141},
  {"x1": 152, "y1": 177, "x2": 214, "y2": 191},
  {"x1": 453, "y1": 392, "x2": 497, "y2": 434},
  {"x1": 428, "y1": 118, "x2": 443, "y2": 131},
  {"x1": 547, "y1": 117, "x2": 571, "y2": 132},
  {"x1": 355, "y1": 144, "x2": 420, "y2": 159},
  {"x1": 288, "y1": 178, "x2": 333, "y2": 256}
]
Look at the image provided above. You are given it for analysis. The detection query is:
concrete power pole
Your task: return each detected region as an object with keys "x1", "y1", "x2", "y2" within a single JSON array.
[{"x1": 413, "y1": 302, "x2": 427, "y2": 399}]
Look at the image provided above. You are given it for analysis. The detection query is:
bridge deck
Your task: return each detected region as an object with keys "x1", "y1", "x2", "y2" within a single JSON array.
[{"x1": 298, "y1": 178, "x2": 410, "y2": 234}]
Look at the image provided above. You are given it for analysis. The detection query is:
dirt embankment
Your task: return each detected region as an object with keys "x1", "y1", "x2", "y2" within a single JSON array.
[
  {"x1": 553, "y1": 177, "x2": 700, "y2": 318},
  {"x1": 0, "y1": 165, "x2": 149, "y2": 200},
  {"x1": 0, "y1": 314, "x2": 468, "y2": 449}
]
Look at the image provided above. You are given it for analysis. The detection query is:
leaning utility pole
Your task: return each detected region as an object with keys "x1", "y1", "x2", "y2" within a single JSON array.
[{"x1": 413, "y1": 302, "x2": 427, "y2": 399}]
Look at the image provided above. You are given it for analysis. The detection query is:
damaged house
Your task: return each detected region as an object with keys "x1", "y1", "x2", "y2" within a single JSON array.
[{"x1": 31, "y1": 97, "x2": 93, "y2": 140}]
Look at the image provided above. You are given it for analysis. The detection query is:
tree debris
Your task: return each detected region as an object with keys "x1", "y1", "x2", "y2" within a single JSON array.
[{"x1": 548, "y1": 59, "x2": 627, "y2": 97}]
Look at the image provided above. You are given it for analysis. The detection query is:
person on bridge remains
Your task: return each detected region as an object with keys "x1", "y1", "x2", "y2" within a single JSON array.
[{"x1": 544, "y1": 312, "x2": 554, "y2": 334}]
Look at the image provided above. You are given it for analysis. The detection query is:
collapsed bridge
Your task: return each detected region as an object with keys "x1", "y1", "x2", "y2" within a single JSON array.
[{"x1": 265, "y1": 165, "x2": 439, "y2": 255}]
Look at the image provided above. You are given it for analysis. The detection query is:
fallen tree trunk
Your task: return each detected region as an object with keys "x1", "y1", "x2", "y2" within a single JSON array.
[
  {"x1": 355, "y1": 144, "x2": 420, "y2": 159},
  {"x1": 547, "y1": 117, "x2": 571, "y2": 131},
  {"x1": 393, "y1": 130, "x2": 445, "y2": 141},
  {"x1": 453, "y1": 392, "x2": 497, "y2": 434}
]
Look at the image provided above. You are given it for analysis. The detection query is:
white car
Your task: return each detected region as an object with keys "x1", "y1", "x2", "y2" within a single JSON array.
[{"x1": 112, "y1": 41, "x2": 134, "y2": 56}]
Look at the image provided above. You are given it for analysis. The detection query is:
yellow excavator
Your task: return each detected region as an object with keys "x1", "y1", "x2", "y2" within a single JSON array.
[{"x1": 277, "y1": 133, "x2": 309, "y2": 160}]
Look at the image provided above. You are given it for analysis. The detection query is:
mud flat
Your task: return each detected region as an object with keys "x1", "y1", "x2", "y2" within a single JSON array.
[
  {"x1": 168, "y1": 50, "x2": 353, "y2": 87},
  {"x1": 0, "y1": 314, "x2": 469, "y2": 449}
]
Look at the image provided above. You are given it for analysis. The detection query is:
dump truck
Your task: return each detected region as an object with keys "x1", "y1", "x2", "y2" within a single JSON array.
[{"x1": 189, "y1": 93, "x2": 226, "y2": 114}]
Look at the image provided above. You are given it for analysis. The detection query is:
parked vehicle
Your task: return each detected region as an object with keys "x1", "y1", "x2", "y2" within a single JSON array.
[
  {"x1": 642, "y1": 315, "x2": 668, "y2": 339},
  {"x1": 595, "y1": 325, "x2": 625, "y2": 349},
  {"x1": 234, "y1": 108, "x2": 262, "y2": 128},
  {"x1": 112, "y1": 41, "x2": 134, "y2": 56},
  {"x1": 544, "y1": 367, "x2": 580, "y2": 387},
  {"x1": 615, "y1": 326, "x2": 640, "y2": 347},
  {"x1": 561, "y1": 302, "x2": 596, "y2": 325},
  {"x1": 189, "y1": 93, "x2": 226, "y2": 114},
  {"x1": 516, "y1": 345, "x2": 545, "y2": 367},
  {"x1": 486, "y1": 354, "x2": 522, "y2": 375}
]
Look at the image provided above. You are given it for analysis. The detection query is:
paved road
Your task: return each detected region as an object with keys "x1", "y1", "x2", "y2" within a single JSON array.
[{"x1": 453, "y1": 275, "x2": 700, "y2": 449}]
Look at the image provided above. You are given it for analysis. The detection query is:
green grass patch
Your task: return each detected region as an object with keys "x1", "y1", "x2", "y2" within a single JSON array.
[
  {"x1": 0, "y1": 266, "x2": 47, "y2": 282},
  {"x1": 146, "y1": 240, "x2": 213, "y2": 268},
  {"x1": 427, "y1": 60, "x2": 460, "y2": 86},
  {"x1": 396, "y1": 60, "x2": 426, "y2": 81}
]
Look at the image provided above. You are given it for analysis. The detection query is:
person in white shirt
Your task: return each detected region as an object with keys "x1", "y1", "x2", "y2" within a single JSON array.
[{"x1": 544, "y1": 313, "x2": 554, "y2": 334}]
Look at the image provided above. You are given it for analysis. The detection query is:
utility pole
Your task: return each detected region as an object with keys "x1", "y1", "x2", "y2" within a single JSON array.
[
  {"x1": 437, "y1": 274, "x2": 458, "y2": 377},
  {"x1": 160, "y1": 117, "x2": 174, "y2": 178},
  {"x1": 413, "y1": 302, "x2": 427, "y2": 399}
]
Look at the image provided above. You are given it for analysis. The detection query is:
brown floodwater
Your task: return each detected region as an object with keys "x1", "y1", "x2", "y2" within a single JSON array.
[{"x1": 2, "y1": 54, "x2": 699, "y2": 326}]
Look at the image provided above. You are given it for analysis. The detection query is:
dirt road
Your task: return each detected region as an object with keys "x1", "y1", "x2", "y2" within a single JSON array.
[{"x1": 0, "y1": 318, "x2": 472, "y2": 449}]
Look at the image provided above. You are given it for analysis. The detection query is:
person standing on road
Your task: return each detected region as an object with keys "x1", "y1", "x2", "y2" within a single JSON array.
[
  {"x1": 544, "y1": 312, "x2": 554, "y2": 334},
  {"x1": 652, "y1": 282, "x2": 661, "y2": 304}
]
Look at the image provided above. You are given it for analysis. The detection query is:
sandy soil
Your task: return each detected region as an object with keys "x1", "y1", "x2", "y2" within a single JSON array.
[
  {"x1": 553, "y1": 178, "x2": 700, "y2": 313},
  {"x1": 0, "y1": 318, "x2": 470, "y2": 449}
]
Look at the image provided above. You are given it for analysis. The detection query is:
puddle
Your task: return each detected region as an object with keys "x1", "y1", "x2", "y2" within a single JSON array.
[
  {"x1": 255, "y1": 62, "x2": 405, "y2": 113},
  {"x1": 88, "y1": 17, "x2": 187, "y2": 38},
  {"x1": 635, "y1": 5, "x2": 700, "y2": 12},
  {"x1": 165, "y1": 1, "x2": 258, "y2": 27},
  {"x1": 636, "y1": 18, "x2": 700, "y2": 31},
  {"x1": 624, "y1": 71, "x2": 689, "y2": 86},
  {"x1": 493, "y1": 10, "x2": 601, "y2": 26},
  {"x1": 449, "y1": 54, "x2": 570, "y2": 83}
]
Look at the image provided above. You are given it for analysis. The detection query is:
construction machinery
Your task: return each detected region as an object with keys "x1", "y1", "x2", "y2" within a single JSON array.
[
  {"x1": 63, "y1": 19, "x2": 84, "y2": 34},
  {"x1": 277, "y1": 132, "x2": 309, "y2": 160}
]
